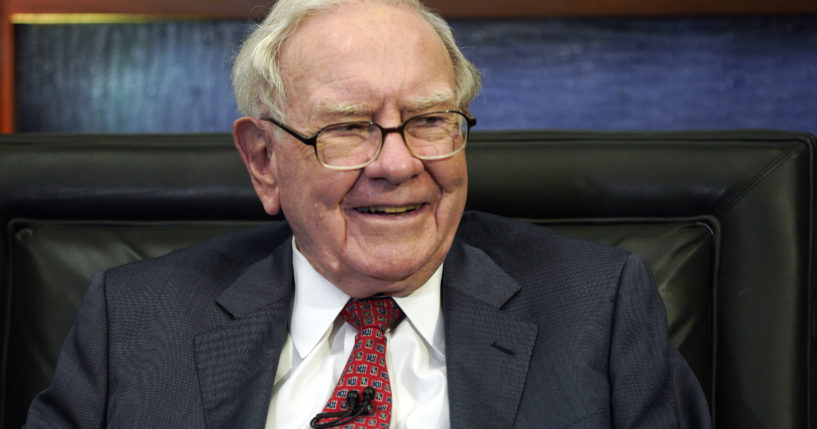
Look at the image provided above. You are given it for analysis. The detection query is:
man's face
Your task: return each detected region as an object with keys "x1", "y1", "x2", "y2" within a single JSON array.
[{"x1": 239, "y1": 2, "x2": 467, "y2": 298}]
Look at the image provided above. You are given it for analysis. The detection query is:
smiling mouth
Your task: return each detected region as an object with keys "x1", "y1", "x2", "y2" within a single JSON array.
[{"x1": 354, "y1": 204, "x2": 423, "y2": 215}]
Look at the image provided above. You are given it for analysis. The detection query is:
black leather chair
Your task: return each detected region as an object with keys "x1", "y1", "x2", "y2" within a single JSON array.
[{"x1": 1, "y1": 131, "x2": 814, "y2": 428}]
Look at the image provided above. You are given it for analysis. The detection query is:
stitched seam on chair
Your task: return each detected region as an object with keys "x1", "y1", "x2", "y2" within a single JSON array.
[
  {"x1": 714, "y1": 143, "x2": 806, "y2": 216},
  {"x1": 804, "y1": 138, "x2": 816, "y2": 429},
  {"x1": 102, "y1": 270, "x2": 111, "y2": 428},
  {"x1": 704, "y1": 216, "x2": 722, "y2": 425},
  {"x1": 706, "y1": 136, "x2": 813, "y2": 428},
  {"x1": 0, "y1": 221, "x2": 15, "y2": 425}
]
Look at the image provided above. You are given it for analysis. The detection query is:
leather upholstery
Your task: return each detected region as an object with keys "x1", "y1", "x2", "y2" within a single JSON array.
[{"x1": 0, "y1": 131, "x2": 814, "y2": 428}]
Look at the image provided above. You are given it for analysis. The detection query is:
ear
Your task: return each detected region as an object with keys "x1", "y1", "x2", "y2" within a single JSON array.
[{"x1": 233, "y1": 117, "x2": 281, "y2": 215}]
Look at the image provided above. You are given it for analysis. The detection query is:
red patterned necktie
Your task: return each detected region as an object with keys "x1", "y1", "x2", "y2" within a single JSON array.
[{"x1": 314, "y1": 297, "x2": 404, "y2": 429}]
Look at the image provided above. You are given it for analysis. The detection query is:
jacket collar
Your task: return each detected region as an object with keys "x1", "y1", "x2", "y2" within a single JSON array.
[
  {"x1": 194, "y1": 234, "x2": 294, "y2": 429},
  {"x1": 443, "y1": 239, "x2": 538, "y2": 429}
]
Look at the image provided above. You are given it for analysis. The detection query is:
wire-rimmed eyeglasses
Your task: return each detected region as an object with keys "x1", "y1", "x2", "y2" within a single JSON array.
[{"x1": 261, "y1": 110, "x2": 476, "y2": 170}]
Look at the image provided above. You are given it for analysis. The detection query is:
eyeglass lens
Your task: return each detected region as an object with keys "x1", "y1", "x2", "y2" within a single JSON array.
[{"x1": 315, "y1": 111, "x2": 468, "y2": 169}]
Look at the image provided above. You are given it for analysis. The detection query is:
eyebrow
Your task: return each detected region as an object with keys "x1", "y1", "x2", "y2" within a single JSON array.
[
  {"x1": 404, "y1": 88, "x2": 456, "y2": 111},
  {"x1": 317, "y1": 99, "x2": 372, "y2": 116},
  {"x1": 316, "y1": 88, "x2": 456, "y2": 118}
]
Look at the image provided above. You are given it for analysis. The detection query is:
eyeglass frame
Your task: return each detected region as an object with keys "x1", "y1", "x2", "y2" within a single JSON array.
[{"x1": 260, "y1": 110, "x2": 477, "y2": 170}]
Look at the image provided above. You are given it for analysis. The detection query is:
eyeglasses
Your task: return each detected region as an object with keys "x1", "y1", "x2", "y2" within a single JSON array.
[{"x1": 261, "y1": 110, "x2": 476, "y2": 170}]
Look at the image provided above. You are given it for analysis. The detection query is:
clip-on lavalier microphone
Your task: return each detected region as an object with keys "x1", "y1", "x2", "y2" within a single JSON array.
[{"x1": 310, "y1": 386, "x2": 375, "y2": 428}]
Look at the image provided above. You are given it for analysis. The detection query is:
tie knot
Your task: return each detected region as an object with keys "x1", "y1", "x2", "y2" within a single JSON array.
[{"x1": 340, "y1": 297, "x2": 404, "y2": 333}]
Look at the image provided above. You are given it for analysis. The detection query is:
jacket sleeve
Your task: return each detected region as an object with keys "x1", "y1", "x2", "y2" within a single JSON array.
[
  {"x1": 24, "y1": 271, "x2": 109, "y2": 429},
  {"x1": 608, "y1": 254, "x2": 711, "y2": 428}
]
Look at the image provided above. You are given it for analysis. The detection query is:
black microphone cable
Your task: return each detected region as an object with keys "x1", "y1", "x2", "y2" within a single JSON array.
[{"x1": 310, "y1": 387, "x2": 376, "y2": 428}]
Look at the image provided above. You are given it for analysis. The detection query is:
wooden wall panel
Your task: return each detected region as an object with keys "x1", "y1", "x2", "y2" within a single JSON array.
[
  {"x1": 7, "y1": 0, "x2": 270, "y2": 19},
  {"x1": 426, "y1": 0, "x2": 817, "y2": 17},
  {"x1": 1, "y1": 0, "x2": 13, "y2": 132},
  {"x1": 7, "y1": 0, "x2": 817, "y2": 18}
]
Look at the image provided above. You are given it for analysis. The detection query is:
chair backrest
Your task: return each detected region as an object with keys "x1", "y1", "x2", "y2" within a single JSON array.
[{"x1": 1, "y1": 130, "x2": 814, "y2": 429}]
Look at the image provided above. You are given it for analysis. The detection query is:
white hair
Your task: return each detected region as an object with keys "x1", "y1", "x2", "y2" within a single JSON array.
[{"x1": 231, "y1": 0, "x2": 482, "y2": 120}]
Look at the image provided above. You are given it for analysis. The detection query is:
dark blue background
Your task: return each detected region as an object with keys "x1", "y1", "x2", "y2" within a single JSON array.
[{"x1": 14, "y1": 16, "x2": 817, "y2": 134}]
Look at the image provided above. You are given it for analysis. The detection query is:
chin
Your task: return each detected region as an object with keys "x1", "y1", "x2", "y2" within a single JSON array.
[
  {"x1": 366, "y1": 264, "x2": 424, "y2": 283},
  {"x1": 369, "y1": 254, "x2": 442, "y2": 285},
  {"x1": 345, "y1": 252, "x2": 411, "y2": 273}
]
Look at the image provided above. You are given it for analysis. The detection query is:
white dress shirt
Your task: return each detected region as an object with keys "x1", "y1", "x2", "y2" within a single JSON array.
[{"x1": 265, "y1": 239, "x2": 449, "y2": 428}]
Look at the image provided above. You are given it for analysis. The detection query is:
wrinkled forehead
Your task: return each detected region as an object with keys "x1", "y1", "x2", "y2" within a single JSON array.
[
  {"x1": 277, "y1": 2, "x2": 456, "y2": 117},
  {"x1": 280, "y1": 2, "x2": 444, "y2": 66}
]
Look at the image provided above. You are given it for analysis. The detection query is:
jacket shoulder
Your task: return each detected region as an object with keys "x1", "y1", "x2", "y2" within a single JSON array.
[
  {"x1": 102, "y1": 221, "x2": 291, "y2": 307},
  {"x1": 456, "y1": 210, "x2": 631, "y2": 277},
  {"x1": 454, "y1": 211, "x2": 639, "y2": 327}
]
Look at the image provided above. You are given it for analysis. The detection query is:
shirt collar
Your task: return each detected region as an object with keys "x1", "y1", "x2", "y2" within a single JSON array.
[
  {"x1": 393, "y1": 266, "x2": 444, "y2": 356},
  {"x1": 290, "y1": 238, "x2": 445, "y2": 359}
]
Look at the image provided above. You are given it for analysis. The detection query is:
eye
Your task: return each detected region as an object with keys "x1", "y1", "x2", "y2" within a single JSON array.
[
  {"x1": 416, "y1": 115, "x2": 444, "y2": 126},
  {"x1": 335, "y1": 123, "x2": 369, "y2": 132},
  {"x1": 324, "y1": 122, "x2": 373, "y2": 137}
]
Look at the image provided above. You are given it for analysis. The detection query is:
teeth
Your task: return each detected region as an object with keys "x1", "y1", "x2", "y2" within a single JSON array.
[{"x1": 356, "y1": 204, "x2": 421, "y2": 214}]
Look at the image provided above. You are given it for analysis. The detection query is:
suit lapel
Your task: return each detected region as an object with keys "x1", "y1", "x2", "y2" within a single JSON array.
[
  {"x1": 193, "y1": 232, "x2": 538, "y2": 428},
  {"x1": 443, "y1": 240, "x2": 538, "y2": 429},
  {"x1": 194, "y1": 237, "x2": 294, "y2": 429}
]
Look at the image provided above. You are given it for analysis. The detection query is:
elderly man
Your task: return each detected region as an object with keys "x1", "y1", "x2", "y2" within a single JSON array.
[{"x1": 25, "y1": 0, "x2": 710, "y2": 428}]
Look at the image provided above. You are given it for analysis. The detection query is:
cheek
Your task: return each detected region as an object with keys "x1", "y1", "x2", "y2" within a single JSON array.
[
  {"x1": 427, "y1": 156, "x2": 468, "y2": 232},
  {"x1": 285, "y1": 172, "x2": 361, "y2": 234},
  {"x1": 275, "y1": 144, "x2": 356, "y2": 209},
  {"x1": 429, "y1": 155, "x2": 468, "y2": 199},
  {"x1": 281, "y1": 172, "x2": 359, "y2": 262}
]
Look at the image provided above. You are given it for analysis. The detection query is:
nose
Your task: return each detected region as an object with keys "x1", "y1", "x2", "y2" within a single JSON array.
[{"x1": 362, "y1": 130, "x2": 424, "y2": 184}]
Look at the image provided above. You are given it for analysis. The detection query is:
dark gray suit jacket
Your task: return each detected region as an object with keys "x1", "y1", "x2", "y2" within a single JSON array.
[{"x1": 24, "y1": 211, "x2": 710, "y2": 428}]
